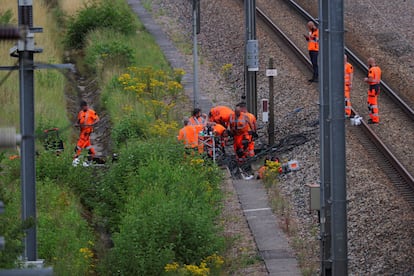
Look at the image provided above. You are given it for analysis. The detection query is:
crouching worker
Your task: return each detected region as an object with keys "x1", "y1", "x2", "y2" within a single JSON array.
[
  {"x1": 74, "y1": 100, "x2": 99, "y2": 162},
  {"x1": 177, "y1": 118, "x2": 199, "y2": 154}
]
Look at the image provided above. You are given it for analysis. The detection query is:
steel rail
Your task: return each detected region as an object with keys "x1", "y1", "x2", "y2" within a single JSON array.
[
  {"x1": 256, "y1": 4, "x2": 414, "y2": 192},
  {"x1": 256, "y1": 7, "x2": 312, "y2": 72},
  {"x1": 285, "y1": 0, "x2": 414, "y2": 120}
]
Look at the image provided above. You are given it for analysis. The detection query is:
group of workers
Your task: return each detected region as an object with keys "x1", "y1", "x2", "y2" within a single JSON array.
[
  {"x1": 73, "y1": 21, "x2": 382, "y2": 164},
  {"x1": 305, "y1": 21, "x2": 382, "y2": 124},
  {"x1": 178, "y1": 103, "x2": 258, "y2": 163}
]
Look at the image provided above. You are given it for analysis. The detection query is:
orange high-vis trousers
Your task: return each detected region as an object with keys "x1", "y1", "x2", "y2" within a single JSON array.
[
  {"x1": 75, "y1": 131, "x2": 95, "y2": 158},
  {"x1": 367, "y1": 85, "x2": 380, "y2": 123},
  {"x1": 345, "y1": 86, "x2": 351, "y2": 117}
]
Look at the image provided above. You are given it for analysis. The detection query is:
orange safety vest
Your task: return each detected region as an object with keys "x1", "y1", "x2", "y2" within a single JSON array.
[
  {"x1": 78, "y1": 109, "x2": 99, "y2": 133},
  {"x1": 344, "y1": 62, "x2": 353, "y2": 87},
  {"x1": 367, "y1": 66, "x2": 381, "y2": 85},
  {"x1": 229, "y1": 113, "x2": 251, "y2": 136},
  {"x1": 307, "y1": 28, "x2": 319, "y2": 51},
  {"x1": 244, "y1": 112, "x2": 257, "y2": 131},
  {"x1": 178, "y1": 125, "x2": 198, "y2": 148},
  {"x1": 188, "y1": 116, "x2": 206, "y2": 133},
  {"x1": 213, "y1": 123, "x2": 226, "y2": 136}
]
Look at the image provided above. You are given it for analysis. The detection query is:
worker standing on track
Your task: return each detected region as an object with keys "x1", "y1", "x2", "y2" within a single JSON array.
[
  {"x1": 304, "y1": 21, "x2": 319, "y2": 83},
  {"x1": 344, "y1": 54, "x2": 354, "y2": 118},
  {"x1": 74, "y1": 100, "x2": 100, "y2": 161},
  {"x1": 177, "y1": 118, "x2": 199, "y2": 153},
  {"x1": 229, "y1": 106, "x2": 254, "y2": 163},
  {"x1": 208, "y1": 105, "x2": 234, "y2": 128},
  {"x1": 363, "y1": 57, "x2": 381, "y2": 124}
]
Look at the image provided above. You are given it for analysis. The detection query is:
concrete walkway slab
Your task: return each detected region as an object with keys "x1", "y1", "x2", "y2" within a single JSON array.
[{"x1": 234, "y1": 180, "x2": 301, "y2": 275}]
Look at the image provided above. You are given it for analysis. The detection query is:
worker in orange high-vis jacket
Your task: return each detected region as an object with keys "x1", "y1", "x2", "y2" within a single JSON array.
[
  {"x1": 188, "y1": 108, "x2": 207, "y2": 134},
  {"x1": 177, "y1": 118, "x2": 199, "y2": 152},
  {"x1": 208, "y1": 105, "x2": 234, "y2": 128},
  {"x1": 363, "y1": 57, "x2": 381, "y2": 124},
  {"x1": 344, "y1": 54, "x2": 354, "y2": 118},
  {"x1": 229, "y1": 106, "x2": 254, "y2": 163},
  {"x1": 304, "y1": 21, "x2": 319, "y2": 83},
  {"x1": 74, "y1": 100, "x2": 99, "y2": 160},
  {"x1": 237, "y1": 102, "x2": 257, "y2": 158}
]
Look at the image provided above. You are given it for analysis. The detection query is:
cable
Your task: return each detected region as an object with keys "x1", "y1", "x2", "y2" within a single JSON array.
[{"x1": 0, "y1": 61, "x2": 18, "y2": 88}]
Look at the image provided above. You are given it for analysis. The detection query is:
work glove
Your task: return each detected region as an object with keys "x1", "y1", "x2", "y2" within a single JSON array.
[{"x1": 248, "y1": 131, "x2": 259, "y2": 139}]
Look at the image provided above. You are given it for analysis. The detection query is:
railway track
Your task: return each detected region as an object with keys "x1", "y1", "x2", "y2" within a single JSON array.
[{"x1": 255, "y1": 3, "x2": 414, "y2": 207}]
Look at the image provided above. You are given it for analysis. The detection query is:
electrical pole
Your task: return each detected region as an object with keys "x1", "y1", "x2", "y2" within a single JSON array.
[
  {"x1": 192, "y1": 0, "x2": 200, "y2": 109},
  {"x1": 0, "y1": 1, "x2": 73, "y2": 265},
  {"x1": 244, "y1": 0, "x2": 258, "y2": 116},
  {"x1": 18, "y1": 0, "x2": 38, "y2": 261},
  {"x1": 319, "y1": 0, "x2": 347, "y2": 274},
  {"x1": 267, "y1": 58, "x2": 276, "y2": 146},
  {"x1": 328, "y1": 0, "x2": 347, "y2": 274},
  {"x1": 319, "y1": 0, "x2": 332, "y2": 273}
]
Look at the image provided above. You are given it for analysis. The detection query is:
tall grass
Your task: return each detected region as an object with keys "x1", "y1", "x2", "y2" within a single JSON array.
[
  {"x1": 59, "y1": 0, "x2": 89, "y2": 16},
  {"x1": 0, "y1": 0, "x2": 69, "y2": 132},
  {"x1": 0, "y1": 0, "x2": 96, "y2": 273}
]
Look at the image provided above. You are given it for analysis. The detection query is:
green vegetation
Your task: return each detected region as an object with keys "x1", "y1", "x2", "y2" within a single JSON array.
[
  {"x1": 1, "y1": 0, "x2": 233, "y2": 275},
  {"x1": 64, "y1": 0, "x2": 137, "y2": 50}
]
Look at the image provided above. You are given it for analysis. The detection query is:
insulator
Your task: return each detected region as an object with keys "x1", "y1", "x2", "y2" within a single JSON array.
[
  {"x1": 19, "y1": 5, "x2": 33, "y2": 27},
  {"x1": 0, "y1": 127, "x2": 21, "y2": 148},
  {"x1": 0, "y1": 26, "x2": 21, "y2": 40}
]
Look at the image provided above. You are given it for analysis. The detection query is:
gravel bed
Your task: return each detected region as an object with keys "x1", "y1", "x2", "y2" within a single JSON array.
[{"x1": 149, "y1": 0, "x2": 414, "y2": 274}]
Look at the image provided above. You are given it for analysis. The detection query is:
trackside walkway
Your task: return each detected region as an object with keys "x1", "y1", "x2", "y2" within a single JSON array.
[
  {"x1": 233, "y1": 179, "x2": 301, "y2": 275},
  {"x1": 127, "y1": 0, "x2": 212, "y2": 114},
  {"x1": 127, "y1": 1, "x2": 301, "y2": 274}
]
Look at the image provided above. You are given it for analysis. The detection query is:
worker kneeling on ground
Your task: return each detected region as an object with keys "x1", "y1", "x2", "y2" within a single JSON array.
[{"x1": 177, "y1": 118, "x2": 199, "y2": 154}]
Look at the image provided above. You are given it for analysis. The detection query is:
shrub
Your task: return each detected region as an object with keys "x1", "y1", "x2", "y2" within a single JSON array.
[
  {"x1": 0, "y1": 157, "x2": 25, "y2": 268},
  {"x1": 0, "y1": 156, "x2": 96, "y2": 273},
  {"x1": 91, "y1": 138, "x2": 185, "y2": 231},
  {"x1": 84, "y1": 38, "x2": 135, "y2": 73},
  {"x1": 64, "y1": 0, "x2": 138, "y2": 49},
  {"x1": 0, "y1": 9, "x2": 14, "y2": 25},
  {"x1": 94, "y1": 138, "x2": 226, "y2": 274},
  {"x1": 37, "y1": 178, "x2": 95, "y2": 275},
  {"x1": 101, "y1": 188, "x2": 225, "y2": 275},
  {"x1": 111, "y1": 112, "x2": 147, "y2": 148}
]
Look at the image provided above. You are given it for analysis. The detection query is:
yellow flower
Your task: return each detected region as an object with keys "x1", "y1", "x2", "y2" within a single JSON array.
[
  {"x1": 184, "y1": 264, "x2": 209, "y2": 276},
  {"x1": 164, "y1": 262, "x2": 180, "y2": 272}
]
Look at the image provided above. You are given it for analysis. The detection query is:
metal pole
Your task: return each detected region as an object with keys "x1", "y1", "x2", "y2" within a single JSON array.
[
  {"x1": 18, "y1": 0, "x2": 36, "y2": 261},
  {"x1": 244, "y1": 0, "x2": 257, "y2": 116},
  {"x1": 192, "y1": 0, "x2": 199, "y2": 108},
  {"x1": 268, "y1": 58, "x2": 275, "y2": 146},
  {"x1": 329, "y1": 0, "x2": 347, "y2": 274},
  {"x1": 319, "y1": 0, "x2": 332, "y2": 274}
]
